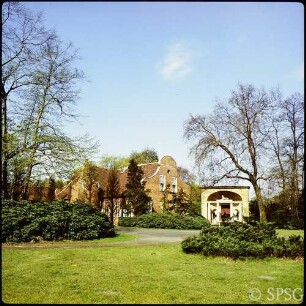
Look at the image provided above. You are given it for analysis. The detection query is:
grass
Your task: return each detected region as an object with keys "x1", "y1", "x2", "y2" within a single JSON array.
[
  {"x1": 2, "y1": 239, "x2": 304, "y2": 304},
  {"x1": 2, "y1": 232, "x2": 137, "y2": 249},
  {"x1": 276, "y1": 229, "x2": 304, "y2": 238}
]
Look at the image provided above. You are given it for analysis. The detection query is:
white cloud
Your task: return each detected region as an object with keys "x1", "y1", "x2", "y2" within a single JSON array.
[{"x1": 158, "y1": 42, "x2": 193, "y2": 81}]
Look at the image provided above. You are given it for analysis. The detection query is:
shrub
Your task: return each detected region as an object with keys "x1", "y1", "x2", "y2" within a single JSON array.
[
  {"x1": 1, "y1": 199, "x2": 115, "y2": 242},
  {"x1": 118, "y1": 212, "x2": 210, "y2": 230},
  {"x1": 182, "y1": 221, "x2": 304, "y2": 259},
  {"x1": 68, "y1": 202, "x2": 115, "y2": 240}
]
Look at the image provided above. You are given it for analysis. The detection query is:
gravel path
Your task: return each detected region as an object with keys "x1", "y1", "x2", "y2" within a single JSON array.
[
  {"x1": 117, "y1": 227, "x2": 201, "y2": 244},
  {"x1": 2, "y1": 228, "x2": 201, "y2": 249}
]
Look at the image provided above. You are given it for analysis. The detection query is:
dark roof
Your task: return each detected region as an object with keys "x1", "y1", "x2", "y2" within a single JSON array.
[{"x1": 89, "y1": 162, "x2": 159, "y2": 194}]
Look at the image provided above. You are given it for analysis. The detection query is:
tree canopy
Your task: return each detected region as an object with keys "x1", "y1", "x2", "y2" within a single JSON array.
[
  {"x1": 184, "y1": 83, "x2": 304, "y2": 223},
  {"x1": 1, "y1": 2, "x2": 98, "y2": 199},
  {"x1": 99, "y1": 148, "x2": 159, "y2": 170},
  {"x1": 125, "y1": 159, "x2": 152, "y2": 216}
]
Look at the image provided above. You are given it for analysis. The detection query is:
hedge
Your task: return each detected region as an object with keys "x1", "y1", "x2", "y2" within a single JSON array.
[
  {"x1": 118, "y1": 212, "x2": 210, "y2": 230},
  {"x1": 181, "y1": 221, "x2": 304, "y2": 259},
  {"x1": 1, "y1": 199, "x2": 115, "y2": 242}
]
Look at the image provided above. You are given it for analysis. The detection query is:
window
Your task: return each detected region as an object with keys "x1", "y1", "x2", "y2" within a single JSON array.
[
  {"x1": 159, "y1": 175, "x2": 166, "y2": 191},
  {"x1": 171, "y1": 177, "x2": 177, "y2": 193}
]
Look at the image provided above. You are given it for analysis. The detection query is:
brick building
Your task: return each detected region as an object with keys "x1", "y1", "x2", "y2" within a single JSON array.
[{"x1": 55, "y1": 155, "x2": 190, "y2": 216}]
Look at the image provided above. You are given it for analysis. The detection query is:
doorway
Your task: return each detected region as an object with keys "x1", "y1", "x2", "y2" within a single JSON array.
[{"x1": 221, "y1": 204, "x2": 230, "y2": 220}]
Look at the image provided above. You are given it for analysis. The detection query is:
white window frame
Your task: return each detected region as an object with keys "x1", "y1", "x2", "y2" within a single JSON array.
[
  {"x1": 171, "y1": 177, "x2": 177, "y2": 193},
  {"x1": 159, "y1": 175, "x2": 166, "y2": 191}
]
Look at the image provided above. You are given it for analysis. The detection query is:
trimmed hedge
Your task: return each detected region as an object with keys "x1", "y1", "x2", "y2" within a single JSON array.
[
  {"x1": 181, "y1": 221, "x2": 304, "y2": 259},
  {"x1": 118, "y1": 212, "x2": 210, "y2": 230},
  {"x1": 1, "y1": 199, "x2": 115, "y2": 242}
]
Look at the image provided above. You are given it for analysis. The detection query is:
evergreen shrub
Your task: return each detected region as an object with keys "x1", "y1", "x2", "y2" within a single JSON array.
[
  {"x1": 181, "y1": 221, "x2": 304, "y2": 259},
  {"x1": 1, "y1": 199, "x2": 115, "y2": 242},
  {"x1": 118, "y1": 212, "x2": 210, "y2": 230}
]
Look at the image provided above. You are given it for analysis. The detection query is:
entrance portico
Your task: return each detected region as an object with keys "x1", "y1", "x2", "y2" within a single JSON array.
[{"x1": 201, "y1": 186, "x2": 250, "y2": 225}]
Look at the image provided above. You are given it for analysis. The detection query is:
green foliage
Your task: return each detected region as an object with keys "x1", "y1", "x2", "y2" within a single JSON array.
[
  {"x1": 129, "y1": 147, "x2": 158, "y2": 164},
  {"x1": 68, "y1": 201, "x2": 115, "y2": 240},
  {"x1": 125, "y1": 159, "x2": 151, "y2": 216},
  {"x1": 181, "y1": 221, "x2": 304, "y2": 259},
  {"x1": 161, "y1": 187, "x2": 189, "y2": 214},
  {"x1": 251, "y1": 192, "x2": 304, "y2": 229},
  {"x1": 2, "y1": 1, "x2": 99, "y2": 199},
  {"x1": 1, "y1": 200, "x2": 115, "y2": 242},
  {"x1": 118, "y1": 212, "x2": 210, "y2": 230},
  {"x1": 161, "y1": 184, "x2": 201, "y2": 216},
  {"x1": 170, "y1": 188, "x2": 190, "y2": 214},
  {"x1": 99, "y1": 148, "x2": 158, "y2": 170},
  {"x1": 99, "y1": 155, "x2": 130, "y2": 169},
  {"x1": 187, "y1": 183, "x2": 202, "y2": 216}
]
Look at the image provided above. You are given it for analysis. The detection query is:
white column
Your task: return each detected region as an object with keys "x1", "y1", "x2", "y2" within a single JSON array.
[
  {"x1": 216, "y1": 203, "x2": 220, "y2": 224},
  {"x1": 239, "y1": 203, "x2": 243, "y2": 221},
  {"x1": 201, "y1": 202, "x2": 207, "y2": 219}
]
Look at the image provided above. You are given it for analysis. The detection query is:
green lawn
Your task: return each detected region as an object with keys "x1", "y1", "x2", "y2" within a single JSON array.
[
  {"x1": 2, "y1": 232, "x2": 137, "y2": 249},
  {"x1": 2, "y1": 237, "x2": 304, "y2": 304},
  {"x1": 276, "y1": 229, "x2": 304, "y2": 238}
]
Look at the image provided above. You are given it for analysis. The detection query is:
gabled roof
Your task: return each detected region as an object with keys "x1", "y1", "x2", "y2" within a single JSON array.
[
  {"x1": 59, "y1": 156, "x2": 176, "y2": 196},
  {"x1": 121, "y1": 162, "x2": 159, "y2": 179},
  {"x1": 77, "y1": 162, "x2": 160, "y2": 193},
  {"x1": 118, "y1": 162, "x2": 159, "y2": 190}
]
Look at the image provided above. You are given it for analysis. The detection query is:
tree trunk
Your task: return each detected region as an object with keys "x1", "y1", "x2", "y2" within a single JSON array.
[
  {"x1": 110, "y1": 198, "x2": 114, "y2": 224},
  {"x1": 291, "y1": 139, "x2": 300, "y2": 220},
  {"x1": 1, "y1": 91, "x2": 9, "y2": 199},
  {"x1": 253, "y1": 183, "x2": 267, "y2": 223},
  {"x1": 290, "y1": 160, "x2": 300, "y2": 220}
]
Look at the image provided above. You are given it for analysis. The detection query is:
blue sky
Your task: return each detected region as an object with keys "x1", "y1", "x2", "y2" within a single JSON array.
[{"x1": 25, "y1": 1, "x2": 304, "y2": 174}]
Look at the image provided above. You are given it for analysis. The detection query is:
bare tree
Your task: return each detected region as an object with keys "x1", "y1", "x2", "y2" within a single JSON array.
[
  {"x1": 266, "y1": 117, "x2": 288, "y2": 191},
  {"x1": 184, "y1": 84, "x2": 278, "y2": 223},
  {"x1": 280, "y1": 93, "x2": 304, "y2": 219},
  {"x1": 264, "y1": 91, "x2": 304, "y2": 220}
]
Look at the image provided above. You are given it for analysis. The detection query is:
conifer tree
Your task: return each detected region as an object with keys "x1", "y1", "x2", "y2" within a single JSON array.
[{"x1": 125, "y1": 159, "x2": 151, "y2": 216}]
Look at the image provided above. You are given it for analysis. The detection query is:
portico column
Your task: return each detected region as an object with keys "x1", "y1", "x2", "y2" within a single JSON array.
[
  {"x1": 201, "y1": 201, "x2": 208, "y2": 220},
  {"x1": 216, "y1": 203, "x2": 220, "y2": 223},
  {"x1": 239, "y1": 203, "x2": 243, "y2": 221}
]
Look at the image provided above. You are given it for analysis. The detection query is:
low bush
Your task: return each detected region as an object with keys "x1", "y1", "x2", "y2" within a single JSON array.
[
  {"x1": 118, "y1": 212, "x2": 210, "y2": 230},
  {"x1": 1, "y1": 199, "x2": 115, "y2": 242},
  {"x1": 181, "y1": 221, "x2": 304, "y2": 259}
]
